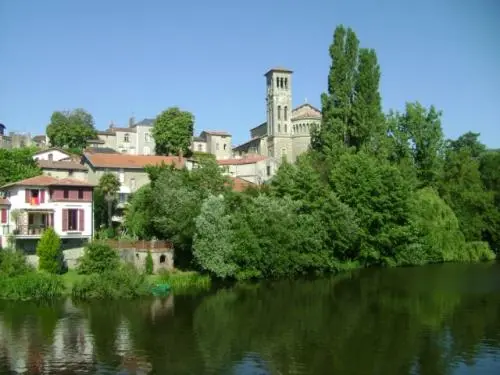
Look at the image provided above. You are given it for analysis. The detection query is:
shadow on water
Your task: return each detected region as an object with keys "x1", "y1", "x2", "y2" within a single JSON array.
[{"x1": 0, "y1": 263, "x2": 500, "y2": 374}]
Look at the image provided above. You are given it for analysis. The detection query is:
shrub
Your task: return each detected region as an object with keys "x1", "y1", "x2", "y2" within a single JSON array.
[
  {"x1": 463, "y1": 241, "x2": 496, "y2": 262},
  {"x1": 0, "y1": 272, "x2": 64, "y2": 300},
  {"x1": 145, "y1": 251, "x2": 154, "y2": 275},
  {"x1": 77, "y1": 241, "x2": 120, "y2": 274},
  {"x1": 156, "y1": 270, "x2": 211, "y2": 293},
  {"x1": 36, "y1": 228, "x2": 63, "y2": 274},
  {"x1": 72, "y1": 266, "x2": 152, "y2": 300},
  {"x1": 0, "y1": 249, "x2": 31, "y2": 277}
]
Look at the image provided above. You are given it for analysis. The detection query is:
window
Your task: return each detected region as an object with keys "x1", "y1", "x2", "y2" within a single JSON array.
[
  {"x1": 48, "y1": 153, "x2": 53, "y2": 161},
  {"x1": 278, "y1": 123, "x2": 281, "y2": 133},
  {"x1": 143, "y1": 146, "x2": 151, "y2": 155},
  {"x1": 284, "y1": 106, "x2": 288, "y2": 121},
  {"x1": 145, "y1": 133, "x2": 151, "y2": 142},
  {"x1": 1, "y1": 208, "x2": 7, "y2": 224},
  {"x1": 284, "y1": 124, "x2": 287, "y2": 133},
  {"x1": 68, "y1": 209, "x2": 78, "y2": 231},
  {"x1": 63, "y1": 190, "x2": 69, "y2": 199},
  {"x1": 284, "y1": 78, "x2": 288, "y2": 89},
  {"x1": 266, "y1": 166, "x2": 271, "y2": 177},
  {"x1": 278, "y1": 106, "x2": 281, "y2": 120},
  {"x1": 276, "y1": 77, "x2": 279, "y2": 88},
  {"x1": 68, "y1": 170, "x2": 74, "y2": 177},
  {"x1": 223, "y1": 144, "x2": 227, "y2": 150},
  {"x1": 124, "y1": 133, "x2": 129, "y2": 142},
  {"x1": 78, "y1": 189, "x2": 84, "y2": 200},
  {"x1": 130, "y1": 178, "x2": 136, "y2": 190},
  {"x1": 216, "y1": 143, "x2": 219, "y2": 151},
  {"x1": 197, "y1": 144, "x2": 202, "y2": 151}
]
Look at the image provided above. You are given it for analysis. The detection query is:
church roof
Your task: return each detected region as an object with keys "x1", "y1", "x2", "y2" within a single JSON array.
[{"x1": 264, "y1": 67, "x2": 293, "y2": 75}]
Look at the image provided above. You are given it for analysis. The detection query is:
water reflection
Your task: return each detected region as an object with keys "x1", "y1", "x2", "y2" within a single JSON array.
[{"x1": 0, "y1": 263, "x2": 499, "y2": 374}]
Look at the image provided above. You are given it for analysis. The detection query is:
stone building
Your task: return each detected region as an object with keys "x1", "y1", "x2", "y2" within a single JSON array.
[
  {"x1": 233, "y1": 67, "x2": 322, "y2": 163},
  {"x1": 192, "y1": 130, "x2": 232, "y2": 159},
  {"x1": 96, "y1": 118, "x2": 155, "y2": 155}
]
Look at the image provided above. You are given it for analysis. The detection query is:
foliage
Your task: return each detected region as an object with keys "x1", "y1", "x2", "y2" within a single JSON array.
[
  {"x1": 462, "y1": 241, "x2": 496, "y2": 262},
  {"x1": 46, "y1": 108, "x2": 97, "y2": 150},
  {"x1": 193, "y1": 196, "x2": 236, "y2": 278},
  {"x1": 77, "y1": 241, "x2": 120, "y2": 275},
  {"x1": 36, "y1": 228, "x2": 63, "y2": 274},
  {"x1": 124, "y1": 185, "x2": 155, "y2": 239},
  {"x1": 0, "y1": 272, "x2": 64, "y2": 300},
  {"x1": 0, "y1": 147, "x2": 41, "y2": 186},
  {"x1": 155, "y1": 270, "x2": 211, "y2": 293},
  {"x1": 0, "y1": 249, "x2": 32, "y2": 277},
  {"x1": 97, "y1": 172, "x2": 120, "y2": 228},
  {"x1": 152, "y1": 107, "x2": 194, "y2": 156},
  {"x1": 72, "y1": 266, "x2": 152, "y2": 300},
  {"x1": 145, "y1": 251, "x2": 154, "y2": 275}
]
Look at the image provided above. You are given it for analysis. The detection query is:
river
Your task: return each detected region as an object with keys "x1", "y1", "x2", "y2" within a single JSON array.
[{"x1": 0, "y1": 263, "x2": 499, "y2": 374}]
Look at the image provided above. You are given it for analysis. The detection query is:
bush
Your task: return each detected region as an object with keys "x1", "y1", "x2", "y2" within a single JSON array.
[
  {"x1": 72, "y1": 266, "x2": 152, "y2": 300},
  {"x1": 463, "y1": 241, "x2": 496, "y2": 262},
  {"x1": 0, "y1": 249, "x2": 31, "y2": 277},
  {"x1": 36, "y1": 228, "x2": 63, "y2": 274},
  {"x1": 0, "y1": 272, "x2": 65, "y2": 300},
  {"x1": 77, "y1": 241, "x2": 120, "y2": 275},
  {"x1": 156, "y1": 270, "x2": 211, "y2": 293},
  {"x1": 145, "y1": 251, "x2": 154, "y2": 275}
]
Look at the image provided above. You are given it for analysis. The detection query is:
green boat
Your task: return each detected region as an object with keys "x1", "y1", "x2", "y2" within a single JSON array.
[{"x1": 151, "y1": 283, "x2": 171, "y2": 296}]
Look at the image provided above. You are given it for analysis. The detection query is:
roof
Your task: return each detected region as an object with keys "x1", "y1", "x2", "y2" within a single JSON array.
[
  {"x1": 32, "y1": 147, "x2": 72, "y2": 157},
  {"x1": 200, "y1": 130, "x2": 231, "y2": 136},
  {"x1": 192, "y1": 136, "x2": 205, "y2": 142},
  {"x1": 1, "y1": 175, "x2": 94, "y2": 189},
  {"x1": 264, "y1": 67, "x2": 293, "y2": 75},
  {"x1": 229, "y1": 177, "x2": 256, "y2": 192},
  {"x1": 83, "y1": 152, "x2": 186, "y2": 169},
  {"x1": 250, "y1": 122, "x2": 267, "y2": 132},
  {"x1": 32, "y1": 135, "x2": 46, "y2": 142},
  {"x1": 111, "y1": 127, "x2": 136, "y2": 133},
  {"x1": 0, "y1": 198, "x2": 10, "y2": 205},
  {"x1": 37, "y1": 160, "x2": 88, "y2": 171},
  {"x1": 85, "y1": 147, "x2": 119, "y2": 154},
  {"x1": 291, "y1": 103, "x2": 322, "y2": 120},
  {"x1": 217, "y1": 155, "x2": 268, "y2": 166},
  {"x1": 133, "y1": 118, "x2": 154, "y2": 127},
  {"x1": 87, "y1": 139, "x2": 105, "y2": 144},
  {"x1": 232, "y1": 137, "x2": 261, "y2": 151}
]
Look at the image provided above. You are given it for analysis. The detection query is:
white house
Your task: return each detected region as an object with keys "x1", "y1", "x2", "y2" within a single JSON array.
[
  {"x1": 32, "y1": 147, "x2": 73, "y2": 162},
  {"x1": 217, "y1": 155, "x2": 277, "y2": 184},
  {"x1": 0, "y1": 175, "x2": 95, "y2": 252}
]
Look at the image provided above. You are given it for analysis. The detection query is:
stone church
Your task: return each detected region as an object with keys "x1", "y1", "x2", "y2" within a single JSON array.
[{"x1": 233, "y1": 67, "x2": 322, "y2": 162}]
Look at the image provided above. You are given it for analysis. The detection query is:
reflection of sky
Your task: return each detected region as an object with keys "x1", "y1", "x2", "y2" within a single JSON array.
[
  {"x1": 453, "y1": 346, "x2": 500, "y2": 375},
  {"x1": 230, "y1": 353, "x2": 272, "y2": 375}
]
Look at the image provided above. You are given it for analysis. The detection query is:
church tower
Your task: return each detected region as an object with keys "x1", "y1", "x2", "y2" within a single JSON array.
[{"x1": 265, "y1": 67, "x2": 293, "y2": 161}]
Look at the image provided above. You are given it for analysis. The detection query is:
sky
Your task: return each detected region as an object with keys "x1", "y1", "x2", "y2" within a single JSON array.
[{"x1": 1, "y1": 0, "x2": 499, "y2": 148}]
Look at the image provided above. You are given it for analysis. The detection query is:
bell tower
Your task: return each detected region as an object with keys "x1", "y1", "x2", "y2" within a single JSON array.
[{"x1": 265, "y1": 67, "x2": 293, "y2": 160}]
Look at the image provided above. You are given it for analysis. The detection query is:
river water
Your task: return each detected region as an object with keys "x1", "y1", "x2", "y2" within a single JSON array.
[{"x1": 0, "y1": 263, "x2": 499, "y2": 374}]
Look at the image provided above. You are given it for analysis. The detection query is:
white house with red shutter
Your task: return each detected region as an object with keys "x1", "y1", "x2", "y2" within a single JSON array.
[{"x1": 0, "y1": 175, "x2": 94, "y2": 252}]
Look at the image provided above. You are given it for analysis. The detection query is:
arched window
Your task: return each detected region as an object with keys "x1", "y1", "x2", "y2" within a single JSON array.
[
  {"x1": 278, "y1": 106, "x2": 281, "y2": 120},
  {"x1": 284, "y1": 78, "x2": 288, "y2": 89},
  {"x1": 124, "y1": 133, "x2": 129, "y2": 142},
  {"x1": 276, "y1": 77, "x2": 279, "y2": 88},
  {"x1": 284, "y1": 106, "x2": 288, "y2": 121}
]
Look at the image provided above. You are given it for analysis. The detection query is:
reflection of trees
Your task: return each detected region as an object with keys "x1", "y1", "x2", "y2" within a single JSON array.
[{"x1": 193, "y1": 263, "x2": 500, "y2": 375}]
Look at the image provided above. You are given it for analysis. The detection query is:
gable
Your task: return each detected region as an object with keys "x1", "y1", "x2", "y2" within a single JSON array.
[
  {"x1": 33, "y1": 148, "x2": 72, "y2": 162},
  {"x1": 292, "y1": 104, "x2": 321, "y2": 120}
]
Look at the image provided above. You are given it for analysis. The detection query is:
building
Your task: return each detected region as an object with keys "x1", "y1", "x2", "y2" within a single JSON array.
[
  {"x1": 0, "y1": 131, "x2": 33, "y2": 149},
  {"x1": 0, "y1": 175, "x2": 95, "y2": 252},
  {"x1": 233, "y1": 67, "x2": 322, "y2": 163},
  {"x1": 33, "y1": 148, "x2": 88, "y2": 180},
  {"x1": 82, "y1": 152, "x2": 191, "y2": 222},
  {"x1": 96, "y1": 118, "x2": 155, "y2": 155},
  {"x1": 192, "y1": 131, "x2": 233, "y2": 159},
  {"x1": 217, "y1": 155, "x2": 277, "y2": 184}
]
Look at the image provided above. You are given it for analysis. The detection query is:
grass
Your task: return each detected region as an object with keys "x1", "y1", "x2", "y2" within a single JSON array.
[{"x1": 150, "y1": 269, "x2": 212, "y2": 294}]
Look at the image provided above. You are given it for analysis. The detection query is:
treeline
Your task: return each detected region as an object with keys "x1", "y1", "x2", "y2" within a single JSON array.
[{"x1": 125, "y1": 25, "x2": 499, "y2": 279}]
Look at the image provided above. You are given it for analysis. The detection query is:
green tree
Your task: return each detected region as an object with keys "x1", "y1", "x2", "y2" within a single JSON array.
[
  {"x1": 46, "y1": 108, "x2": 97, "y2": 150},
  {"x1": 145, "y1": 251, "x2": 154, "y2": 275},
  {"x1": 97, "y1": 173, "x2": 120, "y2": 229},
  {"x1": 0, "y1": 148, "x2": 41, "y2": 186},
  {"x1": 36, "y1": 228, "x2": 63, "y2": 274},
  {"x1": 448, "y1": 132, "x2": 486, "y2": 158},
  {"x1": 152, "y1": 107, "x2": 194, "y2": 156},
  {"x1": 124, "y1": 185, "x2": 156, "y2": 239},
  {"x1": 193, "y1": 196, "x2": 236, "y2": 279},
  {"x1": 77, "y1": 241, "x2": 120, "y2": 274}
]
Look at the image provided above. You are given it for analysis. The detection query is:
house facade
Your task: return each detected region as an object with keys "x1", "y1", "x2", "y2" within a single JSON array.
[
  {"x1": 97, "y1": 118, "x2": 155, "y2": 155},
  {"x1": 217, "y1": 155, "x2": 277, "y2": 184},
  {"x1": 0, "y1": 176, "x2": 94, "y2": 252},
  {"x1": 192, "y1": 131, "x2": 233, "y2": 159}
]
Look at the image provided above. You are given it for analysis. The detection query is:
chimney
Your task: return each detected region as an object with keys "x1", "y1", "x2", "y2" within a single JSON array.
[{"x1": 129, "y1": 116, "x2": 135, "y2": 127}]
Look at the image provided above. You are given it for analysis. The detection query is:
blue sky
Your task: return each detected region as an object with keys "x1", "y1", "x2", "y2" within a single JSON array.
[{"x1": 1, "y1": 0, "x2": 499, "y2": 147}]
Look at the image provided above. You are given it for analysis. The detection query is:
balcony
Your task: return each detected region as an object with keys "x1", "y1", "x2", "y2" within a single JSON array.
[{"x1": 14, "y1": 224, "x2": 53, "y2": 237}]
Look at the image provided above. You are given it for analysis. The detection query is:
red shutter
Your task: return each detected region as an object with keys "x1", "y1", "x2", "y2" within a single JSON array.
[
  {"x1": 25, "y1": 189, "x2": 30, "y2": 203},
  {"x1": 62, "y1": 209, "x2": 68, "y2": 231},
  {"x1": 84, "y1": 189, "x2": 92, "y2": 201},
  {"x1": 1, "y1": 209, "x2": 6, "y2": 224},
  {"x1": 40, "y1": 190, "x2": 45, "y2": 203},
  {"x1": 78, "y1": 209, "x2": 84, "y2": 232}
]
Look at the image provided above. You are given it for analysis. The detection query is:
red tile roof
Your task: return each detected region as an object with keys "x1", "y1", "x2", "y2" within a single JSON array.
[
  {"x1": 229, "y1": 177, "x2": 255, "y2": 192},
  {"x1": 0, "y1": 198, "x2": 10, "y2": 205},
  {"x1": 1, "y1": 175, "x2": 94, "y2": 188},
  {"x1": 217, "y1": 156, "x2": 268, "y2": 166},
  {"x1": 84, "y1": 153, "x2": 186, "y2": 169}
]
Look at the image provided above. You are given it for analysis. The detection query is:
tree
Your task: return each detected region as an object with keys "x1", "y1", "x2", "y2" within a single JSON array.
[
  {"x1": 152, "y1": 107, "x2": 194, "y2": 156},
  {"x1": 0, "y1": 148, "x2": 41, "y2": 186},
  {"x1": 46, "y1": 108, "x2": 97, "y2": 150},
  {"x1": 77, "y1": 241, "x2": 120, "y2": 274},
  {"x1": 36, "y1": 228, "x2": 63, "y2": 274},
  {"x1": 98, "y1": 173, "x2": 120, "y2": 229},
  {"x1": 193, "y1": 196, "x2": 236, "y2": 278},
  {"x1": 145, "y1": 251, "x2": 154, "y2": 275}
]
